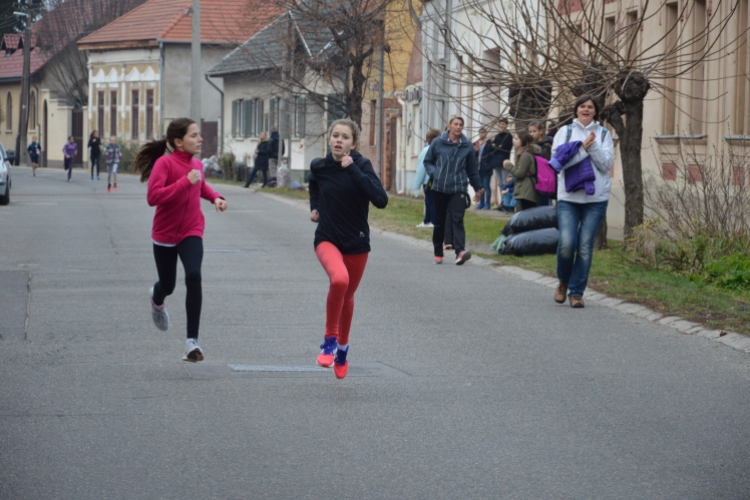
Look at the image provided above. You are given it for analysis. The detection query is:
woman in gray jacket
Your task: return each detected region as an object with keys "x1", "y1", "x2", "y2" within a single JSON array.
[{"x1": 423, "y1": 116, "x2": 484, "y2": 265}]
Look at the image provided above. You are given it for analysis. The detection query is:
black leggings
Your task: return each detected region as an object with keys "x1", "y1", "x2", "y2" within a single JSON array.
[
  {"x1": 152, "y1": 236, "x2": 203, "y2": 339},
  {"x1": 91, "y1": 156, "x2": 100, "y2": 177}
]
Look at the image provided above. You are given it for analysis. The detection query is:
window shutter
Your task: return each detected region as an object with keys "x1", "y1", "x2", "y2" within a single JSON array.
[{"x1": 243, "y1": 99, "x2": 253, "y2": 138}]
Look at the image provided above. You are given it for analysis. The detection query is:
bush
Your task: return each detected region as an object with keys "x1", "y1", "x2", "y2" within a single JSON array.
[
  {"x1": 629, "y1": 142, "x2": 750, "y2": 278},
  {"x1": 117, "y1": 140, "x2": 141, "y2": 173},
  {"x1": 702, "y1": 253, "x2": 750, "y2": 290},
  {"x1": 217, "y1": 153, "x2": 247, "y2": 182}
]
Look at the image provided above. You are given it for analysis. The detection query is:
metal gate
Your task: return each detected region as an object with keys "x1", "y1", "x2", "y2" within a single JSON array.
[
  {"x1": 72, "y1": 108, "x2": 83, "y2": 167},
  {"x1": 201, "y1": 120, "x2": 218, "y2": 158}
]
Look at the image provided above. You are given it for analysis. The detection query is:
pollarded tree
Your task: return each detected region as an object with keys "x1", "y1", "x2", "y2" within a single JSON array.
[{"x1": 421, "y1": 0, "x2": 743, "y2": 238}]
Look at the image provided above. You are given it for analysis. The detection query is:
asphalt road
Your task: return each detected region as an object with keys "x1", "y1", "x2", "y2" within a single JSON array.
[{"x1": 1, "y1": 166, "x2": 750, "y2": 499}]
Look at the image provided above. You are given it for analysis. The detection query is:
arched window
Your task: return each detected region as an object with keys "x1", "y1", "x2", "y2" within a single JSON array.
[
  {"x1": 29, "y1": 91, "x2": 36, "y2": 130},
  {"x1": 6, "y1": 93, "x2": 12, "y2": 131}
]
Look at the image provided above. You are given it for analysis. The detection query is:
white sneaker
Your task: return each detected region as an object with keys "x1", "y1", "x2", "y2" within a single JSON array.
[
  {"x1": 183, "y1": 338, "x2": 204, "y2": 362},
  {"x1": 416, "y1": 222, "x2": 427, "y2": 228},
  {"x1": 150, "y1": 287, "x2": 169, "y2": 331},
  {"x1": 426, "y1": 223, "x2": 434, "y2": 228}
]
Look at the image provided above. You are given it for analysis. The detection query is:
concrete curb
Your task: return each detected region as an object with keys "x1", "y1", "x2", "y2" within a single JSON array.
[{"x1": 259, "y1": 190, "x2": 748, "y2": 354}]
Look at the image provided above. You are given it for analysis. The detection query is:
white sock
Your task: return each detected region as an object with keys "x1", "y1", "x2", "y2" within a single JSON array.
[{"x1": 338, "y1": 344, "x2": 348, "y2": 352}]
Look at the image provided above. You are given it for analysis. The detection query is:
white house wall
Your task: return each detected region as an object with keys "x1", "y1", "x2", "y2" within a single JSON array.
[{"x1": 220, "y1": 74, "x2": 325, "y2": 180}]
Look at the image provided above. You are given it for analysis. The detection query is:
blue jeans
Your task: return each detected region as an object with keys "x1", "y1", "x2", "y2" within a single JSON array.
[
  {"x1": 556, "y1": 200, "x2": 608, "y2": 297},
  {"x1": 479, "y1": 174, "x2": 492, "y2": 207}
]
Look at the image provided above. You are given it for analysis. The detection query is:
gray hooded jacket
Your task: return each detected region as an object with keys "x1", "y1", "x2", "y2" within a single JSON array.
[{"x1": 423, "y1": 131, "x2": 482, "y2": 195}]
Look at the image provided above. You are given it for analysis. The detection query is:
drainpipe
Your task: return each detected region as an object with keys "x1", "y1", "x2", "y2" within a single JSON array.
[
  {"x1": 397, "y1": 96, "x2": 407, "y2": 194},
  {"x1": 158, "y1": 39, "x2": 165, "y2": 137},
  {"x1": 205, "y1": 74, "x2": 223, "y2": 155}
]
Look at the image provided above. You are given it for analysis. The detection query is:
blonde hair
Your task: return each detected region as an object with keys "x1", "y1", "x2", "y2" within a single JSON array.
[
  {"x1": 447, "y1": 116, "x2": 465, "y2": 128},
  {"x1": 258, "y1": 131, "x2": 269, "y2": 143},
  {"x1": 327, "y1": 118, "x2": 360, "y2": 148}
]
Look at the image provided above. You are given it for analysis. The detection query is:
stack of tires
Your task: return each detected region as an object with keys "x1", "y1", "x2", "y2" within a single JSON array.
[{"x1": 497, "y1": 206, "x2": 559, "y2": 256}]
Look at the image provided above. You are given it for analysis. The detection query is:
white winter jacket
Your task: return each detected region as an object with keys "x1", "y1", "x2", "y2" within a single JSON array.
[{"x1": 551, "y1": 119, "x2": 615, "y2": 204}]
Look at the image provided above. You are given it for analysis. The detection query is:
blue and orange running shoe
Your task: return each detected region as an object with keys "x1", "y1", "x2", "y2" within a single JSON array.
[
  {"x1": 317, "y1": 336, "x2": 337, "y2": 368},
  {"x1": 333, "y1": 346, "x2": 349, "y2": 379}
]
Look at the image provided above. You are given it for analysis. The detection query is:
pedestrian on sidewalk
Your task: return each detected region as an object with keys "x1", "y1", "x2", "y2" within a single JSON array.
[
  {"x1": 104, "y1": 136, "x2": 121, "y2": 193},
  {"x1": 88, "y1": 131, "x2": 102, "y2": 180},
  {"x1": 243, "y1": 131, "x2": 270, "y2": 188},
  {"x1": 503, "y1": 130, "x2": 539, "y2": 212},
  {"x1": 424, "y1": 116, "x2": 484, "y2": 265},
  {"x1": 134, "y1": 117, "x2": 228, "y2": 362},
  {"x1": 308, "y1": 118, "x2": 388, "y2": 379},
  {"x1": 62, "y1": 136, "x2": 77, "y2": 182},
  {"x1": 27, "y1": 135, "x2": 41, "y2": 177},
  {"x1": 474, "y1": 127, "x2": 494, "y2": 210},
  {"x1": 550, "y1": 94, "x2": 614, "y2": 308},
  {"x1": 414, "y1": 128, "x2": 440, "y2": 228},
  {"x1": 500, "y1": 173, "x2": 516, "y2": 212},
  {"x1": 490, "y1": 118, "x2": 513, "y2": 210}
]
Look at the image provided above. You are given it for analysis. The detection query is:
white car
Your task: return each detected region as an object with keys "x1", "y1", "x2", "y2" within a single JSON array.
[{"x1": 0, "y1": 143, "x2": 11, "y2": 205}]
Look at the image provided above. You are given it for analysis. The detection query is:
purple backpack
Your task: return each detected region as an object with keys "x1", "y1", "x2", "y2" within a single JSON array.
[{"x1": 525, "y1": 153, "x2": 556, "y2": 196}]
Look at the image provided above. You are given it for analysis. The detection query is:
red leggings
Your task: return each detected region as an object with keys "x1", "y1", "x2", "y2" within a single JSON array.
[{"x1": 315, "y1": 242, "x2": 369, "y2": 346}]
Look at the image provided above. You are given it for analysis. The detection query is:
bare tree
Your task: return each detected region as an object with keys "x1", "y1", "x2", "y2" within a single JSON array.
[
  {"x1": 422, "y1": 0, "x2": 742, "y2": 238},
  {"x1": 228, "y1": 0, "x2": 407, "y2": 129},
  {"x1": 36, "y1": 0, "x2": 147, "y2": 107}
]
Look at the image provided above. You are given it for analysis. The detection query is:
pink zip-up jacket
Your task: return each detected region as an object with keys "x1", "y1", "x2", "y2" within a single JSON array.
[{"x1": 147, "y1": 149, "x2": 223, "y2": 245}]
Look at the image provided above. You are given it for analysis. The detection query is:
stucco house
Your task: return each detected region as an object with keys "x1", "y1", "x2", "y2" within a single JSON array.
[
  {"x1": 0, "y1": 19, "x2": 87, "y2": 168},
  {"x1": 77, "y1": 0, "x2": 282, "y2": 156}
]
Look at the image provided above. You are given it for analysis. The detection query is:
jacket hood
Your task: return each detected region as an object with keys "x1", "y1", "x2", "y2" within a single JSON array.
[
  {"x1": 438, "y1": 131, "x2": 471, "y2": 146},
  {"x1": 270, "y1": 131, "x2": 280, "y2": 139},
  {"x1": 523, "y1": 144, "x2": 542, "y2": 155}
]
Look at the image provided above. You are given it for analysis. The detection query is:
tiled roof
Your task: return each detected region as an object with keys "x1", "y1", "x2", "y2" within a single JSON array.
[
  {"x1": 0, "y1": 46, "x2": 48, "y2": 81},
  {"x1": 0, "y1": 31, "x2": 48, "y2": 81},
  {"x1": 207, "y1": 10, "x2": 334, "y2": 76},
  {"x1": 78, "y1": 0, "x2": 283, "y2": 50}
]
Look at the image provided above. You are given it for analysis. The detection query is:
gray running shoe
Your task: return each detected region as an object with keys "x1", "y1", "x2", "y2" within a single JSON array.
[
  {"x1": 183, "y1": 338, "x2": 204, "y2": 362},
  {"x1": 150, "y1": 287, "x2": 169, "y2": 331}
]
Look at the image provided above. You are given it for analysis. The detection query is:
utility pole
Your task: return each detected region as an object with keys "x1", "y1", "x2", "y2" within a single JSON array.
[
  {"x1": 15, "y1": 8, "x2": 31, "y2": 166},
  {"x1": 190, "y1": 0, "x2": 201, "y2": 125}
]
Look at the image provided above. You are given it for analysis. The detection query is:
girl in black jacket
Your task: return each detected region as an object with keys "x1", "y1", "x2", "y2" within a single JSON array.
[{"x1": 309, "y1": 118, "x2": 388, "y2": 379}]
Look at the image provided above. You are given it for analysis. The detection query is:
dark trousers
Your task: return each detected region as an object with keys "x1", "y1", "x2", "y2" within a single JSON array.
[
  {"x1": 516, "y1": 199, "x2": 538, "y2": 212},
  {"x1": 152, "y1": 236, "x2": 204, "y2": 339},
  {"x1": 245, "y1": 166, "x2": 268, "y2": 187},
  {"x1": 423, "y1": 186, "x2": 436, "y2": 224},
  {"x1": 64, "y1": 157, "x2": 74, "y2": 180},
  {"x1": 90, "y1": 156, "x2": 100, "y2": 177},
  {"x1": 432, "y1": 191, "x2": 466, "y2": 256}
]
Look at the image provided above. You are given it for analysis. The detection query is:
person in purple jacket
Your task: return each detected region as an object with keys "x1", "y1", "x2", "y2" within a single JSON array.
[
  {"x1": 550, "y1": 94, "x2": 614, "y2": 308},
  {"x1": 62, "y1": 136, "x2": 77, "y2": 182}
]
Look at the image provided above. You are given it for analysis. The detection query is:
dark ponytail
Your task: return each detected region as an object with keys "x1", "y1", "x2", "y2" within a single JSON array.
[{"x1": 133, "y1": 117, "x2": 196, "y2": 182}]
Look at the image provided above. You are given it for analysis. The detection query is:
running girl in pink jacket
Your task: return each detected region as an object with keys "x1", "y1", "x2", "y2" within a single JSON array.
[{"x1": 134, "y1": 117, "x2": 227, "y2": 362}]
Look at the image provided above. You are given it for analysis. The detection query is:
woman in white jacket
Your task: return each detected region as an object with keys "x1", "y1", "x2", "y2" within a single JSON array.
[{"x1": 551, "y1": 94, "x2": 615, "y2": 308}]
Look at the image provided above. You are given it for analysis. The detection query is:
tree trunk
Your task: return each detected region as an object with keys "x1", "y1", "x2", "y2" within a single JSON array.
[
  {"x1": 595, "y1": 218, "x2": 608, "y2": 250},
  {"x1": 619, "y1": 99, "x2": 645, "y2": 239},
  {"x1": 613, "y1": 72, "x2": 650, "y2": 240}
]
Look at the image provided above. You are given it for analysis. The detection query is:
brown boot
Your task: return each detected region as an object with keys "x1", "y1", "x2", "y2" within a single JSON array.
[
  {"x1": 554, "y1": 281, "x2": 568, "y2": 303},
  {"x1": 569, "y1": 296, "x2": 585, "y2": 308}
]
